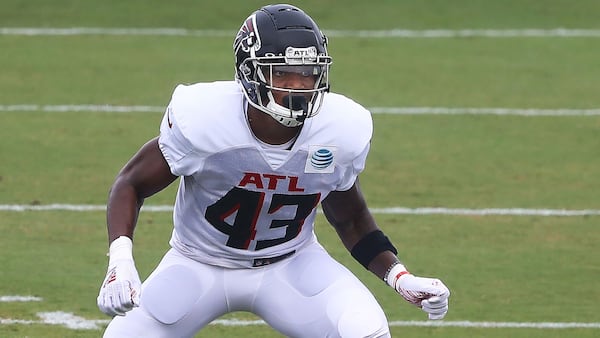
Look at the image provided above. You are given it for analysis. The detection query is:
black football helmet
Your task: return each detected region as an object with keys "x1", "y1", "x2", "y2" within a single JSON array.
[{"x1": 234, "y1": 4, "x2": 332, "y2": 127}]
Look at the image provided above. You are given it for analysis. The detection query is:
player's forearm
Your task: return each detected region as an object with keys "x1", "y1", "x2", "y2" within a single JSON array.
[
  {"x1": 322, "y1": 191, "x2": 378, "y2": 249},
  {"x1": 106, "y1": 177, "x2": 144, "y2": 243},
  {"x1": 332, "y1": 209, "x2": 401, "y2": 281},
  {"x1": 331, "y1": 209, "x2": 379, "y2": 251}
]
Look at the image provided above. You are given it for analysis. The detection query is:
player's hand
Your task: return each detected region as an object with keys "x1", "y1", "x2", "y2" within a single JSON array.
[
  {"x1": 396, "y1": 274, "x2": 450, "y2": 319},
  {"x1": 97, "y1": 236, "x2": 141, "y2": 317},
  {"x1": 386, "y1": 264, "x2": 450, "y2": 320}
]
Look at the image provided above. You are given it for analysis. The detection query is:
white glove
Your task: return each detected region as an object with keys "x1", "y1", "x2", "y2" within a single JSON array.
[
  {"x1": 97, "y1": 236, "x2": 141, "y2": 317},
  {"x1": 385, "y1": 263, "x2": 450, "y2": 320}
]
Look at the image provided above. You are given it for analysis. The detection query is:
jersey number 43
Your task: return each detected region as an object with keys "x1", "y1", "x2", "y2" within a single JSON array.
[{"x1": 205, "y1": 187, "x2": 320, "y2": 250}]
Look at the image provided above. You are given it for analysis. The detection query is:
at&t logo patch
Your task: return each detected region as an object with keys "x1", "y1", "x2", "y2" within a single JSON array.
[{"x1": 305, "y1": 145, "x2": 336, "y2": 173}]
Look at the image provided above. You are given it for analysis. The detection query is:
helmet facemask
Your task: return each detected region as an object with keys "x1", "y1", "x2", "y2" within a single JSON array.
[{"x1": 241, "y1": 47, "x2": 331, "y2": 127}]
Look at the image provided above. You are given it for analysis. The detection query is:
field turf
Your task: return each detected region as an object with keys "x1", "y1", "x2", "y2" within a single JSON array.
[{"x1": 1, "y1": 1, "x2": 599, "y2": 337}]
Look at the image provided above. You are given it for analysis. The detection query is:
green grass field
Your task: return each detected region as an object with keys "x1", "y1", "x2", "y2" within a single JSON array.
[{"x1": 1, "y1": 1, "x2": 600, "y2": 337}]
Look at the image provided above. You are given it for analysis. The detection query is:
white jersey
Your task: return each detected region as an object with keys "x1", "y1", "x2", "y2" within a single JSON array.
[{"x1": 158, "y1": 81, "x2": 372, "y2": 268}]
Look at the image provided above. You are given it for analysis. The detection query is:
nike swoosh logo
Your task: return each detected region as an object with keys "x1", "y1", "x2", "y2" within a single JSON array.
[{"x1": 167, "y1": 107, "x2": 173, "y2": 128}]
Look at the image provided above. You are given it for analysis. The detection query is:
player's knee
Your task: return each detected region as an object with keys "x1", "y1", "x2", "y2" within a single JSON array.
[
  {"x1": 102, "y1": 310, "x2": 161, "y2": 338},
  {"x1": 337, "y1": 306, "x2": 390, "y2": 338}
]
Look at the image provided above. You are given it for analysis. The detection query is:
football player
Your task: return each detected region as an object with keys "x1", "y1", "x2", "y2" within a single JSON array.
[{"x1": 97, "y1": 4, "x2": 450, "y2": 337}]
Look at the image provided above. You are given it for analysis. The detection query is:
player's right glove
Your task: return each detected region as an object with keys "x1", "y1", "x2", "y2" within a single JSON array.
[
  {"x1": 385, "y1": 262, "x2": 450, "y2": 320},
  {"x1": 97, "y1": 236, "x2": 141, "y2": 317}
]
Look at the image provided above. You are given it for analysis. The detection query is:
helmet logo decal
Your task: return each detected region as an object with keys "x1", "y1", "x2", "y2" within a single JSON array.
[
  {"x1": 234, "y1": 15, "x2": 261, "y2": 53},
  {"x1": 285, "y1": 46, "x2": 318, "y2": 61},
  {"x1": 305, "y1": 145, "x2": 336, "y2": 173}
]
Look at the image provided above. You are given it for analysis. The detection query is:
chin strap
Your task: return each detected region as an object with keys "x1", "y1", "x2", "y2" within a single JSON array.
[{"x1": 264, "y1": 93, "x2": 309, "y2": 127}]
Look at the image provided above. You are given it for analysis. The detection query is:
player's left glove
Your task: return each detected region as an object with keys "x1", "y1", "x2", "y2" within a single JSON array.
[
  {"x1": 97, "y1": 236, "x2": 141, "y2": 317},
  {"x1": 385, "y1": 263, "x2": 450, "y2": 320}
]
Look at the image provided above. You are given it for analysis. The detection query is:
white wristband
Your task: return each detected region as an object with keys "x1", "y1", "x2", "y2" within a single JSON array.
[
  {"x1": 108, "y1": 236, "x2": 134, "y2": 264},
  {"x1": 384, "y1": 263, "x2": 409, "y2": 289}
]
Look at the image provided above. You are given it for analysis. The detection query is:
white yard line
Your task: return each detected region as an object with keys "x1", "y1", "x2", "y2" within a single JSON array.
[
  {"x1": 0, "y1": 295, "x2": 42, "y2": 302},
  {"x1": 369, "y1": 107, "x2": 600, "y2": 116},
  {"x1": 388, "y1": 321, "x2": 600, "y2": 329},
  {"x1": 211, "y1": 318, "x2": 600, "y2": 329},
  {"x1": 1, "y1": 204, "x2": 599, "y2": 216},
  {"x1": 1, "y1": 312, "x2": 599, "y2": 330},
  {"x1": 0, "y1": 312, "x2": 108, "y2": 330},
  {"x1": 369, "y1": 207, "x2": 600, "y2": 216},
  {"x1": 3, "y1": 27, "x2": 600, "y2": 38},
  {"x1": 0, "y1": 104, "x2": 164, "y2": 113},
  {"x1": 2, "y1": 104, "x2": 600, "y2": 116}
]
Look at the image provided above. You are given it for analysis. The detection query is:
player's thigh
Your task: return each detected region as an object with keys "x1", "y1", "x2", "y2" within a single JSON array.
[
  {"x1": 255, "y1": 243, "x2": 390, "y2": 338},
  {"x1": 103, "y1": 249, "x2": 228, "y2": 338}
]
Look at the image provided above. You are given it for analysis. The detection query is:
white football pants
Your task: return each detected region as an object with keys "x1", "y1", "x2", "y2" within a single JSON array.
[{"x1": 103, "y1": 241, "x2": 390, "y2": 338}]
